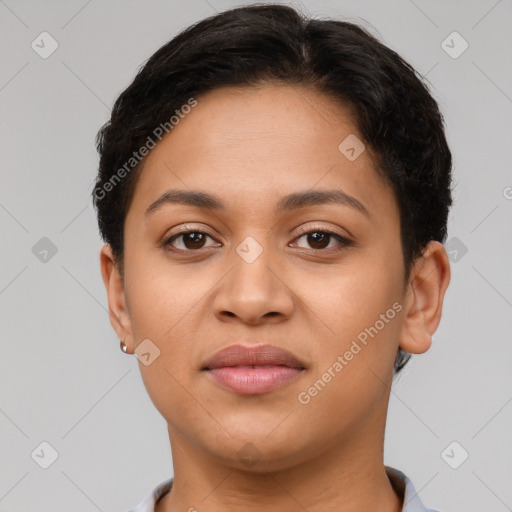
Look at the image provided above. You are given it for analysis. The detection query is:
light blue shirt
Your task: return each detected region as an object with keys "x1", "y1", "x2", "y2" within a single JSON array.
[{"x1": 127, "y1": 466, "x2": 439, "y2": 511}]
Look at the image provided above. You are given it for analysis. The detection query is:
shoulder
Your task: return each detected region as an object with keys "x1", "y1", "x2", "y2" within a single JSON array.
[
  {"x1": 385, "y1": 466, "x2": 441, "y2": 512},
  {"x1": 125, "y1": 478, "x2": 174, "y2": 512}
]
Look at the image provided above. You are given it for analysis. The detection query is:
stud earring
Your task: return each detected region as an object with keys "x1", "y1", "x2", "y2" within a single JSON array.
[{"x1": 120, "y1": 339, "x2": 128, "y2": 353}]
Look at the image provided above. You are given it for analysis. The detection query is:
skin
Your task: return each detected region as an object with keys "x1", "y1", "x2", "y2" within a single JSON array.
[{"x1": 100, "y1": 84, "x2": 451, "y2": 512}]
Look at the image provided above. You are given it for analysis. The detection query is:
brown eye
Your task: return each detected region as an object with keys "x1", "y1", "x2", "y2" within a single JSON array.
[
  {"x1": 294, "y1": 228, "x2": 352, "y2": 251},
  {"x1": 303, "y1": 232, "x2": 330, "y2": 250},
  {"x1": 164, "y1": 230, "x2": 216, "y2": 251}
]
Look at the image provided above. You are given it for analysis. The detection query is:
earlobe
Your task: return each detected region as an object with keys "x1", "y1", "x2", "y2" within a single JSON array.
[
  {"x1": 99, "y1": 244, "x2": 133, "y2": 353},
  {"x1": 399, "y1": 241, "x2": 451, "y2": 355}
]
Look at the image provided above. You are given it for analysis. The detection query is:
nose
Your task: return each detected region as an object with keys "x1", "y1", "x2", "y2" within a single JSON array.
[{"x1": 212, "y1": 243, "x2": 295, "y2": 326}]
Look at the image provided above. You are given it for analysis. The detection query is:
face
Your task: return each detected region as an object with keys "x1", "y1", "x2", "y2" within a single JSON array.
[{"x1": 102, "y1": 84, "x2": 434, "y2": 472}]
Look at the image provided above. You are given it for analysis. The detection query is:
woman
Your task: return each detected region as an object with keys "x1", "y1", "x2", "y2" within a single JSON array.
[{"x1": 92, "y1": 4, "x2": 451, "y2": 511}]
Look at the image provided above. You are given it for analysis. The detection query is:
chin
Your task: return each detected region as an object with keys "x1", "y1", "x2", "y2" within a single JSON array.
[{"x1": 203, "y1": 430, "x2": 312, "y2": 473}]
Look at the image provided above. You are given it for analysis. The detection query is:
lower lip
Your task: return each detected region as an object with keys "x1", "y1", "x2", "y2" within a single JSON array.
[{"x1": 205, "y1": 366, "x2": 304, "y2": 394}]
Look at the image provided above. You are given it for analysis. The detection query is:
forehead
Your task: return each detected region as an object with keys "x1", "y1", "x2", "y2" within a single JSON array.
[{"x1": 127, "y1": 84, "x2": 397, "y2": 223}]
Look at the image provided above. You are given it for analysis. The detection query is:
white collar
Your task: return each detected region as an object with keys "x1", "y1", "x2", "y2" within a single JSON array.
[{"x1": 130, "y1": 466, "x2": 439, "y2": 512}]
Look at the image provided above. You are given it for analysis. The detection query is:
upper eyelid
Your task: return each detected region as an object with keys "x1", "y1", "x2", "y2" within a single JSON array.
[
  {"x1": 294, "y1": 224, "x2": 348, "y2": 237},
  {"x1": 166, "y1": 223, "x2": 349, "y2": 240}
]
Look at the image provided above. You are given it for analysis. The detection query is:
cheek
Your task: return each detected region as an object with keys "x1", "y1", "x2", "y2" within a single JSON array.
[
  {"x1": 124, "y1": 249, "x2": 205, "y2": 339},
  {"x1": 294, "y1": 272, "x2": 404, "y2": 437},
  {"x1": 311, "y1": 254, "x2": 404, "y2": 375},
  {"x1": 123, "y1": 255, "x2": 206, "y2": 387},
  {"x1": 124, "y1": 261, "x2": 208, "y2": 421}
]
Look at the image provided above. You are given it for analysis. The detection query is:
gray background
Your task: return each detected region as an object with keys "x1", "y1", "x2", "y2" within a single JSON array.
[{"x1": 1, "y1": 0, "x2": 511, "y2": 511}]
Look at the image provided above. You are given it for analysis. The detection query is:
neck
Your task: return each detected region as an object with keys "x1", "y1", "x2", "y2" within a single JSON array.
[{"x1": 157, "y1": 413, "x2": 402, "y2": 512}]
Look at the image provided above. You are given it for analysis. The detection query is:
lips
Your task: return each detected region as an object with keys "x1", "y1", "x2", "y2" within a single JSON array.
[
  {"x1": 201, "y1": 343, "x2": 306, "y2": 395},
  {"x1": 201, "y1": 344, "x2": 306, "y2": 371}
]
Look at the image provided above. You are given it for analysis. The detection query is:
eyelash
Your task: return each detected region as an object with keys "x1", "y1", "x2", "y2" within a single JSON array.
[{"x1": 162, "y1": 225, "x2": 353, "y2": 253}]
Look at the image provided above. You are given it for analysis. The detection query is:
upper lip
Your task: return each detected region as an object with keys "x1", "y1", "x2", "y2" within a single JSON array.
[{"x1": 202, "y1": 344, "x2": 306, "y2": 370}]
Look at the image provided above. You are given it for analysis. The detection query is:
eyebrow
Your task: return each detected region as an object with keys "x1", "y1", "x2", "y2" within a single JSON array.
[{"x1": 144, "y1": 189, "x2": 371, "y2": 219}]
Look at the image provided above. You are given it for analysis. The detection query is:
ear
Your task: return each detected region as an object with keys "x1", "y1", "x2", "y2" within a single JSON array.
[
  {"x1": 399, "y1": 240, "x2": 451, "y2": 354},
  {"x1": 100, "y1": 244, "x2": 134, "y2": 353}
]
